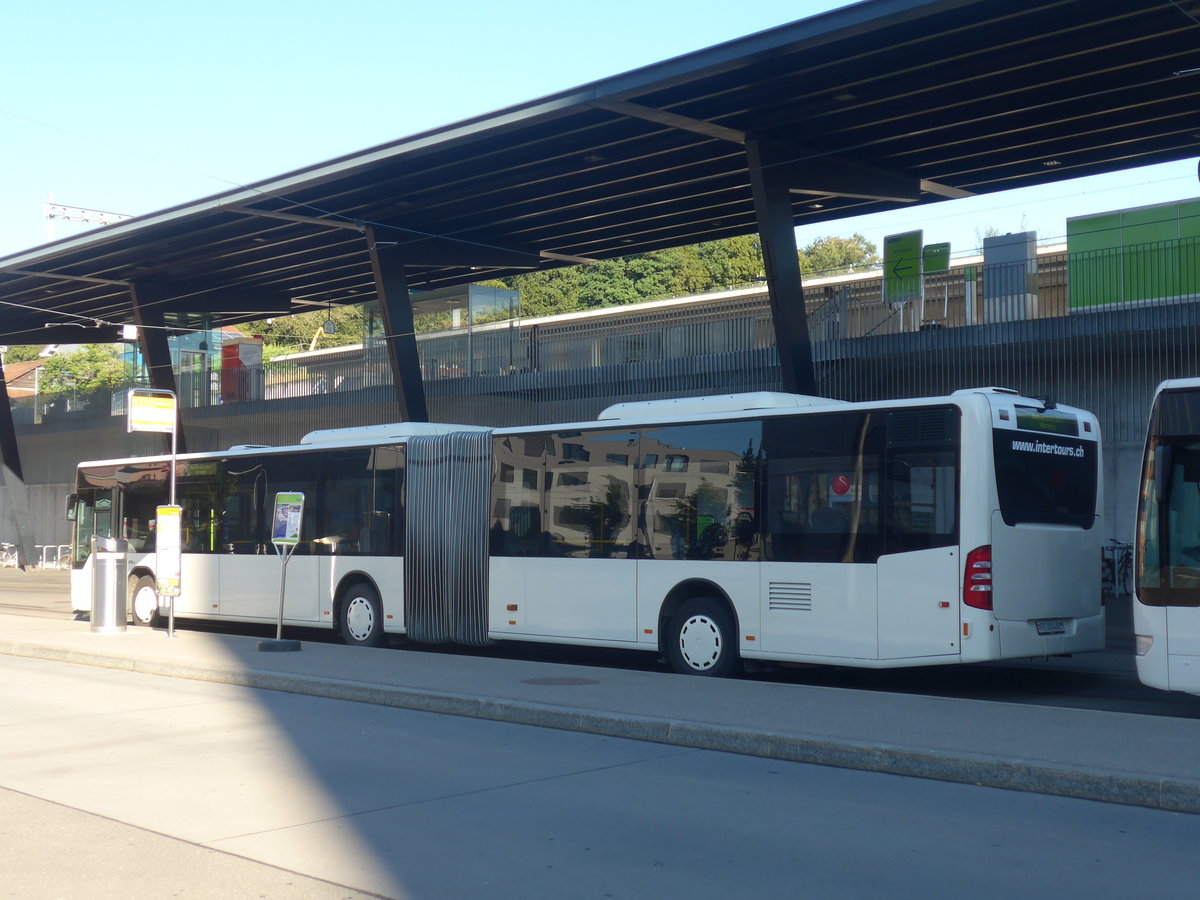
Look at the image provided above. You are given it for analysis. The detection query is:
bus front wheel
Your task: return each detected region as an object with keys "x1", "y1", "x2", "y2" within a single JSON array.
[
  {"x1": 665, "y1": 597, "x2": 739, "y2": 677},
  {"x1": 339, "y1": 582, "x2": 386, "y2": 647},
  {"x1": 128, "y1": 574, "x2": 160, "y2": 627}
]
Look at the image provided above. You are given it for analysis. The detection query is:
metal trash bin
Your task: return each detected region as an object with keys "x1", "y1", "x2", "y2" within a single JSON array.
[{"x1": 90, "y1": 536, "x2": 128, "y2": 634}]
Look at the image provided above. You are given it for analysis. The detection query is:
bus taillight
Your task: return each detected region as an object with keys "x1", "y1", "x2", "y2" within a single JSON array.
[{"x1": 964, "y1": 545, "x2": 993, "y2": 610}]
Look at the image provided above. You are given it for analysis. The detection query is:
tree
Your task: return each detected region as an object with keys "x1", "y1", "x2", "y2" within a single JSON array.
[
  {"x1": 696, "y1": 235, "x2": 764, "y2": 287},
  {"x1": 240, "y1": 233, "x2": 878, "y2": 335},
  {"x1": 37, "y1": 345, "x2": 128, "y2": 394},
  {"x1": 505, "y1": 236, "x2": 768, "y2": 317},
  {"x1": 242, "y1": 306, "x2": 366, "y2": 361},
  {"x1": 1, "y1": 345, "x2": 42, "y2": 365},
  {"x1": 798, "y1": 234, "x2": 880, "y2": 277},
  {"x1": 974, "y1": 225, "x2": 1003, "y2": 251}
]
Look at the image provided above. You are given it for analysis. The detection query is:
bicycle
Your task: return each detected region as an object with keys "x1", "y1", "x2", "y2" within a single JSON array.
[{"x1": 1102, "y1": 539, "x2": 1133, "y2": 603}]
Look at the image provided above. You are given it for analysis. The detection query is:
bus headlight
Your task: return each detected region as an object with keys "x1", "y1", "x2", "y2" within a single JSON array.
[{"x1": 1135, "y1": 634, "x2": 1154, "y2": 656}]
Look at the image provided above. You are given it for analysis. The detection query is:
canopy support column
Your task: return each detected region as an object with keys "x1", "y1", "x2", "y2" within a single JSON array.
[
  {"x1": 366, "y1": 226, "x2": 429, "y2": 422},
  {"x1": 130, "y1": 284, "x2": 187, "y2": 453},
  {"x1": 0, "y1": 357, "x2": 33, "y2": 569},
  {"x1": 747, "y1": 137, "x2": 817, "y2": 396}
]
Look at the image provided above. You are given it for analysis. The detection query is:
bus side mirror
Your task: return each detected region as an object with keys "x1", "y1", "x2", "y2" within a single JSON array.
[{"x1": 65, "y1": 493, "x2": 78, "y2": 521}]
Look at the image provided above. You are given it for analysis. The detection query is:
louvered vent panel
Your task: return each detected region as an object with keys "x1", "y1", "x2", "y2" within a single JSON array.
[
  {"x1": 769, "y1": 582, "x2": 812, "y2": 612},
  {"x1": 889, "y1": 408, "x2": 955, "y2": 446}
]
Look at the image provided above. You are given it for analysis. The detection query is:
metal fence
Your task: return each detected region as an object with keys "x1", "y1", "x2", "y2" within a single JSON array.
[{"x1": 11, "y1": 242, "x2": 1200, "y2": 451}]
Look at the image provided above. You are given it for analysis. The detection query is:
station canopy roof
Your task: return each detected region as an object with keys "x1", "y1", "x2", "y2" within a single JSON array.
[{"x1": 2, "y1": 0, "x2": 1199, "y2": 344}]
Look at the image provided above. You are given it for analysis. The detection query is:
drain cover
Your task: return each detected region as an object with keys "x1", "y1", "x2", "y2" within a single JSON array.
[{"x1": 521, "y1": 677, "x2": 599, "y2": 686}]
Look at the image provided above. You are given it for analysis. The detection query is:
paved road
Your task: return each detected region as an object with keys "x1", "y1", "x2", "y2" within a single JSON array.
[
  {"x1": 4, "y1": 653, "x2": 1200, "y2": 900},
  {"x1": 5, "y1": 568, "x2": 1194, "y2": 722}
]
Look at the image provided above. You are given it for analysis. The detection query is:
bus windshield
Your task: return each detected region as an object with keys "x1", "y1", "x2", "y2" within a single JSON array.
[{"x1": 1138, "y1": 390, "x2": 1200, "y2": 607}]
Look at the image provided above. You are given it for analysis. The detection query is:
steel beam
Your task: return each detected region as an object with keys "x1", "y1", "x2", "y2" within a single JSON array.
[
  {"x1": 746, "y1": 137, "x2": 817, "y2": 396},
  {"x1": 2, "y1": 325, "x2": 122, "y2": 345},
  {"x1": 366, "y1": 227, "x2": 429, "y2": 422},
  {"x1": 130, "y1": 284, "x2": 187, "y2": 453},
  {"x1": 378, "y1": 234, "x2": 540, "y2": 269}
]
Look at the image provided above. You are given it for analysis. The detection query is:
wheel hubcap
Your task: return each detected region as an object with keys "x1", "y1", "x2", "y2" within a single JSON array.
[
  {"x1": 679, "y1": 614, "x2": 722, "y2": 670},
  {"x1": 133, "y1": 585, "x2": 157, "y2": 623},
  {"x1": 345, "y1": 596, "x2": 375, "y2": 641}
]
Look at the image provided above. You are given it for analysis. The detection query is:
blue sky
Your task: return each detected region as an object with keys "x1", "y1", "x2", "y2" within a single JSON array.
[{"x1": 1, "y1": 0, "x2": 1195, "y2": 265}]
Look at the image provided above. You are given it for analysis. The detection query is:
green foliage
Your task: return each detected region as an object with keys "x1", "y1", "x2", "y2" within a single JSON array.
[
  {"x1": 506, "y1": 233, "x2": 876, "y2": 319},
  {"x1": 974, "y1": 225, "x2": 1003, "y2": 251},
  {"x1": 505, "y1": 235, "x2": 767, "y2": 318},
  {"x1": 38, "y1": 345, "x2": 128, "y2": 394},
  {"x1": 798, "y1": 234, "x2": 880, "y2": 276},
  {"x1": 1, "y1": 345, "x2": 42, "y2": 364},
  {"x1": 696, "y1": 235, "x2": 765, "y2": 287},
  {"x1": 236, "y1": 234, "x2": 877, "y2": 341},
  {"x1": 242, "y1": 306, "x2": 366, "y2": 360}
]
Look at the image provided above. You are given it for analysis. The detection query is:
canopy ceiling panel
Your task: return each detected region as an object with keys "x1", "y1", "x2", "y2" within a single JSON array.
[{"x1": 2, "y1": 0, "x2": 1197, "y2": 341}]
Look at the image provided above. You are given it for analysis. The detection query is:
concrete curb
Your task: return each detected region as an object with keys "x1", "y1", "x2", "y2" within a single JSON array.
[{"x1": 4, "y1": 637, "x2": 1199, "y2": 814}]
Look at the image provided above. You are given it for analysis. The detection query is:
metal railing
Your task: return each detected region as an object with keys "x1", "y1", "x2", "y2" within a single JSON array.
[{"x1": 9, "y1": 241, "x2": 1200, "y2": 448}]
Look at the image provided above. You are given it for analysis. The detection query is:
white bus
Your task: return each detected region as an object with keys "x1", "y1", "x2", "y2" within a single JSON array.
[
  {"x1": 1134, "y1": 378, "x2": 1200, "y2": 694},
  {"x1": 69, "y1": 387, "x2": 1105, "y2": 676}
]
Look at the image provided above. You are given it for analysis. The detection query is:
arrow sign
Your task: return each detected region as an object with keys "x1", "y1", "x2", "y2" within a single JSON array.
[{"x1": 883, "y1": 230, "x2": 923, "y2": 308}]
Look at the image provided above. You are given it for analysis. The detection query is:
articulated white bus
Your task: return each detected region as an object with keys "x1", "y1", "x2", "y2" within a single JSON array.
[
  {"x1": 70, "y1": 387, "x2": 1105, "y2": 676},
  {"x1": 1134, "y1": 378, "x2": 1200, "y2": 695}
]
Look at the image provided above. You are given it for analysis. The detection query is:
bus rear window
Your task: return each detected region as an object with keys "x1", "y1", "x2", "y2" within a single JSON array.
[{"x1": 992, "y1": 432, "x2": 1096, "y2": 528}]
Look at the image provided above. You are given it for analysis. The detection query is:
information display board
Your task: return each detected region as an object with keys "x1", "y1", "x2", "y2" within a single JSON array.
[
  {"x1": 155, "y1": 505, "x2": 182, "y2": 597},
  {"x1": 127, "y1": 389, "x2": 177, "y2": 434},
  {"x1": 271, "y1": 492, "x2": 305, "y2": 547}
]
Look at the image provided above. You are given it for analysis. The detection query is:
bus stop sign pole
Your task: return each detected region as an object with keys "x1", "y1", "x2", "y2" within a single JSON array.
[
  {"x1": 259, "y1": 492, "x2": 304, "y2": 652},
  {"x1": 127, "y1": 389, "x2": 179, "y2": 637}
]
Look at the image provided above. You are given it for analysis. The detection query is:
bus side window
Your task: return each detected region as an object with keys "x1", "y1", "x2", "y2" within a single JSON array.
[
  {"x1": 884, "y1": 452, "x2": 957, "y2": 553},
  {"x1": 221, "y1": 459, "x2": 266, "y2": 553},
  {"x1": 882, "y1": 408, "x2": 959, "y2": 554},
  {"x1": 368, "y1": 445, "x2": 404, "y2": 556},
  {"x1": 762, "y1": 412, "x2": 881, "y2": 564},
  {"x1": 641, "y1": 421, "x2": 762, "y2": 562},
  {"x1": 544, "y1": 430, "x2": 638, "y2": 560},
  {"x1": 492, "y1": 434, "x2": 547, "y2": 557}
]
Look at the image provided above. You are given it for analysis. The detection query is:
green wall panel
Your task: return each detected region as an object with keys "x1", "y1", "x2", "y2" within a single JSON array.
[
  {"x1": 1068, "y1": 213, "x2": 1122, "y2": 309},
  {"x1": 1067, "y1": 200, "x2": 1200, "y2": 309}
]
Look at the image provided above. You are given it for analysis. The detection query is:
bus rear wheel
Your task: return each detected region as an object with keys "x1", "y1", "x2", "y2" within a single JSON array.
[
  {"x1": 666, "y1": 597, "x2": 739, "y2": 677},
  {"x1": 338, "y1": 582, "x2": 386, "y2": 647},
  {"x1": 128, "y1": 574, "x2": 160, "y2": 627}
]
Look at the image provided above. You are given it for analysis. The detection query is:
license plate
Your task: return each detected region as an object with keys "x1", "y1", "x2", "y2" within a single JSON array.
[{"x1": 1036, "y1": 619, "x2": 1065, "y2": 635}]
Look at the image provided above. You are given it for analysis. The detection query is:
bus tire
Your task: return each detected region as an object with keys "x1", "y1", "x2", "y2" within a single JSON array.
[
  {"x1": 665, "y1": 597, "x2": 739, "y2": 677},
  {"x1": 128, "y1": 574, "x2": 161, "y2": 627},
  {"x1": 338, "y1": 582, "x2": 386, "y2": 647}
]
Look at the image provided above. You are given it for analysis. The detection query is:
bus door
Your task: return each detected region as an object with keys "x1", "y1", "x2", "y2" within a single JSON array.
[
  {"x1": 70, "y1": 487, "x2": 114, "y2": 567},
  {"x1": 216, "y1": 456, "x2": 319, "y2": 622},
  {"x1": 759, "y1": 412, "x2": 879, "y2": 660},
  {"x1": 219, "y1": 550, "x2": 320, "y2": 621},
  {"x1": 877, "y1": 408, "x2": 961, "y2": 659},
  {"x1": 532, "y1": 429, "x2": 639, "y2": 642},
  {"x1": 989, "y1": 405, "x2": 1100, "y2": 626}
]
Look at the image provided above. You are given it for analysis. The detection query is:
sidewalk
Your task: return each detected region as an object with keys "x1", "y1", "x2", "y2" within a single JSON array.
[{"x1": 1, "y1": 607, "x2": 1196, "y2": 815}]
